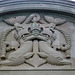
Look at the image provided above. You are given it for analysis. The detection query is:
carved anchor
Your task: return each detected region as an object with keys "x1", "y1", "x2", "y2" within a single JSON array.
[{"x1": 0, "y1": 13, "x2": 71, "y2": 66}]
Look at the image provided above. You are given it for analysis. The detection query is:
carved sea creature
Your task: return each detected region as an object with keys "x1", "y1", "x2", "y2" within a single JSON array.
[
  {"x1": 1, "y1": 13, "x2": 71, "y2": 67},
  {"x1": 0, "y1": 41, "x2": 34, "y2": 66},
  {"x1": 55, "y1": 27, "x2": 71, "y2": 58},
  {"x1": 38, "y1": 41, "x2": 71, "y2": 65},
  {"x1": 5, "y1": 41, "x2": 20, "y2": 52},
  {"x1": 55, "y1": 27, "x2": 71, "y2": 50}
]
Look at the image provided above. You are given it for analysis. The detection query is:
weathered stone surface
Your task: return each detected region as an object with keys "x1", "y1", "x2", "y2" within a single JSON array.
[{"x1": 0, "y1": 13, "x2": 74, "y2": 70}]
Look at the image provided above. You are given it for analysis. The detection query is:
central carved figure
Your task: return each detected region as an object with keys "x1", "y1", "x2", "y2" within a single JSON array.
[{"x1": 0, "y1": 13, "x2": 71, "y2": 67}]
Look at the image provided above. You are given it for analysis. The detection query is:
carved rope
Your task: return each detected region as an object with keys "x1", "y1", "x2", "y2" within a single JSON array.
[
  {"x1": 55, "y1": 27, "x2": 71, "y2": 58},
  {"x1": 0, "y1": 28, "x2": 14, "y2": 59},
  {"x1": 24, "y1": 13, "x2": 40, "y2": 23}
]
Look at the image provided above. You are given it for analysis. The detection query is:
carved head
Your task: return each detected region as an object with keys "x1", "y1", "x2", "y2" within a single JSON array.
[{"x1": 5, "y1": 41, "x2": 20, "y2": 52}]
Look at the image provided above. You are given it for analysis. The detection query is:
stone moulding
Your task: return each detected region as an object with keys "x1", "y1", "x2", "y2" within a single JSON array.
[{"x1": 0, "y1": 0, "x2": 75, "y2": 15}]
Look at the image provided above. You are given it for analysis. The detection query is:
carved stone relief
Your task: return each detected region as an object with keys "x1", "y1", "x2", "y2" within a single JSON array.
[{"x1": 0, "y1": 13, "x2": 73, "y2": 69}]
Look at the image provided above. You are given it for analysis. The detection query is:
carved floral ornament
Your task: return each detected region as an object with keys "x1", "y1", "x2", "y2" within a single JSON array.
[{"x1": 0, "y1": 13, "x2": 72, "y2": 68}]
